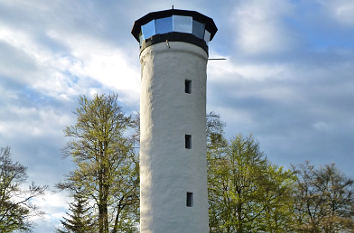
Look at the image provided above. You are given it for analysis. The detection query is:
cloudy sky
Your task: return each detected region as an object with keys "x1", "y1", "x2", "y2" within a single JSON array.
[{"x1": 0, "y1": 0, "x2": 353, "y2": 232}]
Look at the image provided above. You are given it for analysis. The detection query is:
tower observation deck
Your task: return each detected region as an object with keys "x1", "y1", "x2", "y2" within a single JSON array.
[{"x1": 132, "y1": 9, "x2": 217, "y2": 53}]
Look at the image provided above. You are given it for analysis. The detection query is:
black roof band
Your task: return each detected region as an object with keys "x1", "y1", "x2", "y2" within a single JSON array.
[{"x1": 139, "y1": 32, "x2": 209, "y2": 55}]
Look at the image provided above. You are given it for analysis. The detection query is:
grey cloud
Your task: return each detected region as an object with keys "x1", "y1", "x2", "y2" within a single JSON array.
[
  {"x1": 0, "y1": 42, "x2": 39, "y2": 82},
  {"x1": 207, "y1": 49, "x2": 354, "y2": 177}
]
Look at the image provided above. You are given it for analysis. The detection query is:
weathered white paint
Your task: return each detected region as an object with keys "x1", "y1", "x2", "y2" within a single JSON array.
[{"x1": 139, "y1": 41, "x2": 209, "y2": 233}]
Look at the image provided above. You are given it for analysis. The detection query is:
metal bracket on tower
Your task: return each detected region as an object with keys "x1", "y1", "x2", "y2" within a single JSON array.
[{"x1": 208, "y1": 58, "x2": 226, "y2": 61}]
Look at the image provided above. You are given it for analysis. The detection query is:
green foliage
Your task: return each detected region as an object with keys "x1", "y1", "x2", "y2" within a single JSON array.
[
  {"x1": 57, "y1": 191, "x2": 95, "y2": 233},
  {"x1": 206, "y1": 112, "x2": 227, "y2": 150},
  {"x1": 58, "y1": 94, "x2": 139, "y2": 233},
  {"x1": 293, "y1": 162, "x2": 354, "y2": 233},
  {"x1": 0, "y1": 147, "x2": 46, "y2": 232},
  {"x1": 206, "y1": 113, "x2": 296, "y2": 233},
  {"x1": 208, "y1": 134, "x2": 296, "y2": 233},
  {"x1": 258, "y1": 164, "x2": 296, "y2": 233}
]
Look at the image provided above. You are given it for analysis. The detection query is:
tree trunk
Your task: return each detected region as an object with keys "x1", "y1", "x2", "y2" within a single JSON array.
[
  {"x1": 112, "y1": 202, "x2": 123, "y2": 233},
  {"x1": 99, "y1": 166, "x2": 104, "y2": 233}
]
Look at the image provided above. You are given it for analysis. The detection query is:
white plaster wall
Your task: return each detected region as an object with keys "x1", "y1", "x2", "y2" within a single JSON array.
[{"x1": 140, "y1": 41, "x2": 209, "y2": 233}]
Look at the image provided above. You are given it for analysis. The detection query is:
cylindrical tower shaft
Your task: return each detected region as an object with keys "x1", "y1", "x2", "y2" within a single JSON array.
[{"x1": 140, "y1": 42, "x2": 208, "y2": 233}]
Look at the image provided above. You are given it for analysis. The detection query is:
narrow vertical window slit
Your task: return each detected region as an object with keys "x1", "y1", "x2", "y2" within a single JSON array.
[
  {"x1": 185, "y1": 134, "x2": 191, "y2": 149},
  {"x1": 186, "y1": 192, "x2": 193, "y2": 207},
  {"x1": 185, "y1": 79, "x2": 191, "y2": 94}
]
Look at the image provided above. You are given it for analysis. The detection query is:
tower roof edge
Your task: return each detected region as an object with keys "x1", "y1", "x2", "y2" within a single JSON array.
[{"x1": 131, "y1": 9, "x2": 218, "y2": 42}]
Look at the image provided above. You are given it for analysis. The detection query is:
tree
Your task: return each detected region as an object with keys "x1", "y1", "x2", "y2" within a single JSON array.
[
  {"x1": 206, "y1": 112, "x2": 228, "y2": 231},
  {"x1": 206, "y1": 112, "x2": 227, "y2": 151},
  {"x1": 293, "y1": 161, "x2": 353, "y2": 233},
  {"x1": 57, "y1": 191, "x2": 95, "y2": 233},
  {"x1": 0, "y1": 147, "x2": 46, "y2": 232},
  {"x1": 57, "y1": 94, "x2": 139, "y2": 233},
  {"x1": 206, "y1": 114, "x2": 296, "y2": 232},
  {"x1": 258, "y1": 164, "x2": 296, "y2": 233},
  {"x1": 209, "y1": 135, "x2": 296, "y2": 233}
]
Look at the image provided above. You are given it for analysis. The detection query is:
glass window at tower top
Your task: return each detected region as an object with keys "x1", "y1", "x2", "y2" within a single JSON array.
[
  {"x1": 192, "y1": 20, "x2": 205, "y2": 39},
  {"x1": 204, "y1": 30, "x2": 211, "y2": 43},
  {"x1": 156, "y1": 17, "x2": 172, "y2": 34},
  {"x1": 140, "y1": 15, "x2": 212, "y2": 44},
  {"x1": 141, "y1": 20, "x2": 155, "y2": 39},
  {"x1": 173, "y1": 15, "x2": 193, "y2": 33}
]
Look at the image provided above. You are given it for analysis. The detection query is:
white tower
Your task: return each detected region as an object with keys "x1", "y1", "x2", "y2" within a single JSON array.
[{"x1": 132, "y1": 9, "x2": 217, "y2": 233}]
